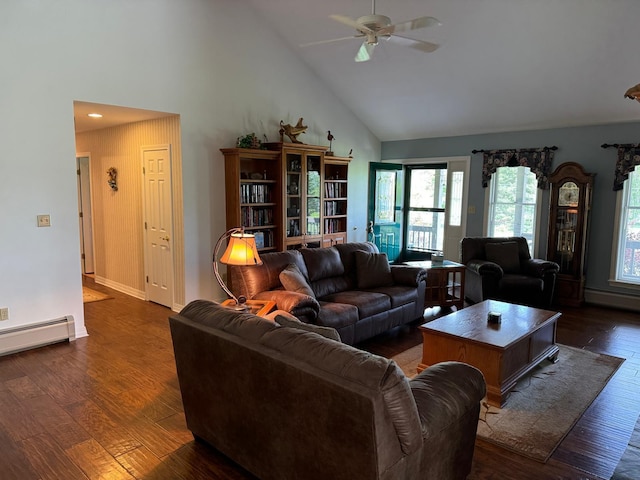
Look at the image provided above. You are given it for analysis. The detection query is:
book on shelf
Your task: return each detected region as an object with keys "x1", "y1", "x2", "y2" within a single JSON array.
[{"x1": 254, "y1": 231, "x2": 264, "y2": 249}]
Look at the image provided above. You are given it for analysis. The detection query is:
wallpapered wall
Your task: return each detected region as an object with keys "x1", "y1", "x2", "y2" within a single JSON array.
[{"x1": 75, "y1": 116, "x2": 184, "y2": 308}]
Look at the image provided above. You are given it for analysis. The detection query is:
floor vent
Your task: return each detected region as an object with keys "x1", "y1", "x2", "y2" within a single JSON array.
[{"x1": 0, "y1": 316, "x2": 75, "y2": 356}]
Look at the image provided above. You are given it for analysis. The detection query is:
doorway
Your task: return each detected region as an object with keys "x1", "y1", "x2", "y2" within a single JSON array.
[
  {"x1": 142, "y1": 145, "x2": 174, "y2": 308},
  {"x1": 77, "y1": 154, "x2": 94, "y2": 274},
  {"x1": 368, "y1": 157, "x2": 470, "y2": 262},
  {"x1": 74, "y1": 101, "x2": 183, "y2": 310}
]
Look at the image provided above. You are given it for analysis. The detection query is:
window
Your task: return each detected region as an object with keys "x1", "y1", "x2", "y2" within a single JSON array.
[
  {"x1": 486, "y1": 166, "x2": 540, "y2": 253},
  {"x1": 405, "y1": 165, "x2": 447, "y2": 253},
  {"x1": 613, "y1": 169, "x2": 640, "y2": 285}
]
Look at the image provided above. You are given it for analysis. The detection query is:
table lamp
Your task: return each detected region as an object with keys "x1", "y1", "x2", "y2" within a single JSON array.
[{"x1": 213, "y1": 227, "x2": 263, "y2": 310}]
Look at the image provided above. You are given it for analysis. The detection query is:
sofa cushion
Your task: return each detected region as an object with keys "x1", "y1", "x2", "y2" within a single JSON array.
[
  {"x1": 265, "y1": 309, "x2": 341, "y2": 342},
  {"x1": 367, "y1": 284, "x2": 417, "y2": 308},
  {"x1": 258, "y1": 326, "x2": 422, "y2": 455},
  {"x1": 229, "y1": 249, "x2": 308, "y2": 298},
  {"x1": 485, "y1": 241, "x2": 521, "y2": 273},
  {"x1": 279, "y1": 263, "x2": 315, "y2": 298},
  {"x1": 301, "y1": 246, "x2": 345, "y2": 282},
  {"x1": 322, "y1": 290, "x2": 392, "y2": 319},
  {"x1": 354, "y1": 250, "x2": 394, "y2": 289},
  {"x1": 335, "y1": 242, "x2": 379, "y2": 285},
  {"x1": 499, "y1": 274, "x2": 544, "y2": 292},
  {"x1": 179, "y1": 300, "x2": 277, "y2": 342},
  {"x1": 316, "y1": 301, "x2": 359, "y2": 330}
]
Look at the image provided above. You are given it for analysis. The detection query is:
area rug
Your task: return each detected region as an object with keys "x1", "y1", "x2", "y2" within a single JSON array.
[
  {"x1": 391, "y1": 343, "x2": 623, "y2": 463},
  {"x1": 612, "y1": 414, "x2": 640, "y2": 479},
  {"x1": 82, "y1": 286, "x2": 112, "y2": 303}
]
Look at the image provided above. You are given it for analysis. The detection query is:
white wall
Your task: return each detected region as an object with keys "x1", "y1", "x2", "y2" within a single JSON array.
[{"x1": 0, "y1": 0, "x2": 379, "y2": 337}]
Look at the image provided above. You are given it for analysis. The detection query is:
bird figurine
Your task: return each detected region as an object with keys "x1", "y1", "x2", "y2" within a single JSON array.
[
  {"x1": 327, "y1": 130, "x2": 334, "y2": 155},
  {"x1": 624, "y1": 83, "x2": 640, "y2": 103}
]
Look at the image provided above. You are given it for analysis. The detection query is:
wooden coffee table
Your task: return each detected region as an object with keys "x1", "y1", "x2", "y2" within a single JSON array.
[{"x1": 418, "y1": 300, "x2": 561, "y2": 407}]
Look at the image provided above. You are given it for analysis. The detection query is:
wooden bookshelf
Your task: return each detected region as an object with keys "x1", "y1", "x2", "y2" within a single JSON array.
[{"x1": 221, "y1": 148, "x2": 282, "y2": 252}]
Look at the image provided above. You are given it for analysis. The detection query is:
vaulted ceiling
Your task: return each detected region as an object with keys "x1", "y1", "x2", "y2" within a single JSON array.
[{"x1": 248, "y1": 0, "x2": 640, "y2": 141}]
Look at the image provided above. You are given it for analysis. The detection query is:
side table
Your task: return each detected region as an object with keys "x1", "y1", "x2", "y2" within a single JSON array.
[
  {"x1": 404, "y1": 260, "x2": 465, "y2": 310},
  {"x1": 221, "y1": 299, "x2": 276, "y2": 318}
]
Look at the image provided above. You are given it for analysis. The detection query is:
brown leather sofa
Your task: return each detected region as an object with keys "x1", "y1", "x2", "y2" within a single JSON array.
[
  {"x1": 460, "y1": 236, "x2": 559, "y2": 309},
  {"x1": 170, "y1": 300, "x2": 486, "y2": 480},
  {"x1": 228, "y1": 242, "x2": 427, "y2": 345}
]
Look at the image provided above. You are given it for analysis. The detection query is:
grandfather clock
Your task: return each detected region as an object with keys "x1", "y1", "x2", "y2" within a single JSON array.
[{"x1": 547, "y1": 162, "x2": 595, "y2": 307}]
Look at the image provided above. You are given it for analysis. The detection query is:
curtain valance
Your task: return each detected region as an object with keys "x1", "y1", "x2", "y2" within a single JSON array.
[
  {"x1": 606, "y1": 144, "x2": 640, "y2": 191},
  {"x1": 477, "y1": 147, "x2": 555, "y2": 189}
]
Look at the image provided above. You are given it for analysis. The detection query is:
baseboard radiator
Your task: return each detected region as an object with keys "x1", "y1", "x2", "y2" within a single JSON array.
[{"x1": 0, "y1": 316, "x2": 75, "y2": 357}]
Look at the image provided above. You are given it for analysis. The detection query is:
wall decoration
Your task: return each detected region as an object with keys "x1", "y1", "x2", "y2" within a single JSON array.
[
  {"x1": 279, "y1": 118, "x2": 307, "y2": 143},
  {"x1": 107, "y1": 167, "x2": 118, "y2": 191}
]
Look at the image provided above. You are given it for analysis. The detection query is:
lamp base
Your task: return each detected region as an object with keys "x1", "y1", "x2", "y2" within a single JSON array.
[{"x1": 224, "y1": 302, "x2": 250, "y2": 312}]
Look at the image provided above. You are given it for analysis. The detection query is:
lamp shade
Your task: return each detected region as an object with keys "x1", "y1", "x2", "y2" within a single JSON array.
[{"x1": 219, "y1": 232, "x2": 263, "y2": 266}]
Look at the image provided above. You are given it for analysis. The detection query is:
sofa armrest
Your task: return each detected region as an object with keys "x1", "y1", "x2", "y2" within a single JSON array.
[
  {"x1": 523, "y1": 258, "x2": 560, "y2": 278},
  {"x1": 390, "y1": 265, "x2": 427, "y2": 286},
  {"x1": 253, "y1": 290, "x2": 320, "y2": 321},
  {"x1": 410, "y1": 361, "x2": 486, "y2": 439},
  {"x1": 466, "y1": 259, "x2": 503, "y2": 277}
]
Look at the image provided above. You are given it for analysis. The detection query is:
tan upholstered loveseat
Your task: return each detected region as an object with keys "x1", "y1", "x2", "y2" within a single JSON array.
[
  {"x1": 228, "y1": 242, "x2": 427, "y2": 345},
  {"x1": 169, "y1": 300, "x2": 487, "y2": 480}
]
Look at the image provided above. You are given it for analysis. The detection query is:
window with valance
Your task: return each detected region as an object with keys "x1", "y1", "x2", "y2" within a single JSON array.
[
  {"x1": 480, "y1": 148, "x2": 555, "y2": 189},
  {"x1": 602, "y1": 142, "x2": 640, "y2": 286},
  {"x1": 613, "y1": 145, "x2": 640, "y2": 191}
]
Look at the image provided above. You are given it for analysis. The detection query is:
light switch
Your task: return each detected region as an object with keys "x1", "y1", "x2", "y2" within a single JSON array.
[{"x1": 37, "y1": 214, "x2": 51, "y2": 227}]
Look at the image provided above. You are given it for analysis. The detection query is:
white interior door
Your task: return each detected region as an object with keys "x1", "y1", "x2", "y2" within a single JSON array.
[
  {"x1": 143, "y1": 145, "x2": 174, "y2": 308},
  {"x1": 443, "y1": 157, "x2": 470, "y2": 262},
  {"x1": 76, "y1": 155, "x2": 94, "y2": 274}
]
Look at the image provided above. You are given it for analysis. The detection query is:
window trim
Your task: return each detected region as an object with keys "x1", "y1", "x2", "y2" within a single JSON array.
[{"x1": 609, "y1": 176, "x2": 640, "y2": 290}]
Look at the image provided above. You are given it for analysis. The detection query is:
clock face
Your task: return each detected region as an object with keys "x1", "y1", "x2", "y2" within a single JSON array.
[{"x1": 558, "y1": 182, "x2": 579, "y2": 207}]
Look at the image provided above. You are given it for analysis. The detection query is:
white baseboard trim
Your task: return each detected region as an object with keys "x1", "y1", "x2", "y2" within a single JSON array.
[
  {"x1": 584, "y1": 288, "x2": 640, "y2": 313},
  {"x1": 0, "y1": 316, "x2": 75, "y2": 356},
  {"x1": 94, "y1": 276, "x2": 145, "y2": 300},
  {"x1": 94, "y1": 276, "x2": 181, "y2": 311},
  {"x1": 172, "y1": 303, "x2": 184, "y2": 313}
]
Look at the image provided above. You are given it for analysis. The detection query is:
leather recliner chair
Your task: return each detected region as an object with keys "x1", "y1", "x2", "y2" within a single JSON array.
[{"x1": 460, "y1": 236, "x2": 560, "y2": 309}]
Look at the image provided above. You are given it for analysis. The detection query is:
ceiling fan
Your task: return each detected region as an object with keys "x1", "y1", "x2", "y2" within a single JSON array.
[{"x1": 300, "y1": 0, "x2": 441, "y2": 62}]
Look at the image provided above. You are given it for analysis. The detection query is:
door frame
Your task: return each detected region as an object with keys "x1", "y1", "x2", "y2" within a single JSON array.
[
  {"x1": 141, "y1": 144, "x2": 175, "y2": 308},
  {"x1": 76, "y1": 152, "x2": 96, "y2": 274},
  {"x1": 373, "y1": 156, "x2": 470, "y2": 262}
]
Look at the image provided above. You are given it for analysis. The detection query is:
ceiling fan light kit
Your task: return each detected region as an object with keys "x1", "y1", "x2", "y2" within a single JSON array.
[
  {"x1": 300, "y1": 1, "x2": 441, "y2": 62},
  {"x1": 624, "y1": 83, "x2": 640, "y2": 103}
]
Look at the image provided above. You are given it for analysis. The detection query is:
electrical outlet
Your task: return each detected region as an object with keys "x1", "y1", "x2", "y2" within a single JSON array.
[
  {"x1": 37, "y1": 214, "x2": 51, "y2": 227},
  {"x1": 0, "y1": 308, "x2": 8, "y2": 321}
]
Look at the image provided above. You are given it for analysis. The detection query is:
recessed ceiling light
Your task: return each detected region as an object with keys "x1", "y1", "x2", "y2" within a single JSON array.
[{"x1": 87, "y1": 113, "x2": 103, "y2": 118}]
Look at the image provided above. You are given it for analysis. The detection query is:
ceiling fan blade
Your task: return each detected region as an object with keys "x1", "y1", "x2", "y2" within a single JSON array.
[
  {"x1": 355, "y1": 42, "x2": 375, "y2": 62},
  {"x1": 330, "y1": 14, "x2": 374, "y2": 34},
  {"x1": 379, "y1": 16, "x2": 441, "y2": 35},
  {"x1": 300, "y1": 35, "x2": 364, "y2": 48},
  {"x1": 389, "y1": 34, "x2": 440, "y2": 53}
]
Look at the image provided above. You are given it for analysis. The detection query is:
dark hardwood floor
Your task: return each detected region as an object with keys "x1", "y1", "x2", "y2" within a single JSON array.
[{"x1": 1, "y1": 278, "x2": 639, "y2": 479}]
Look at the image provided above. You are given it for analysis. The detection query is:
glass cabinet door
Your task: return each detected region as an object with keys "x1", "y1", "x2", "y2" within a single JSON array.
[
  {"x1": 553, "y1": 208, "x2": 578, "y2": 273},
  {"x1": 285, "y1": 153, "x2": 302, "y2": 238},
  {"x1": 306, "y1": 155, "x2": 321, "y2": 237},
  {"x1": 553, "y1": 181, "x2": 580, "y2": 274}
]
